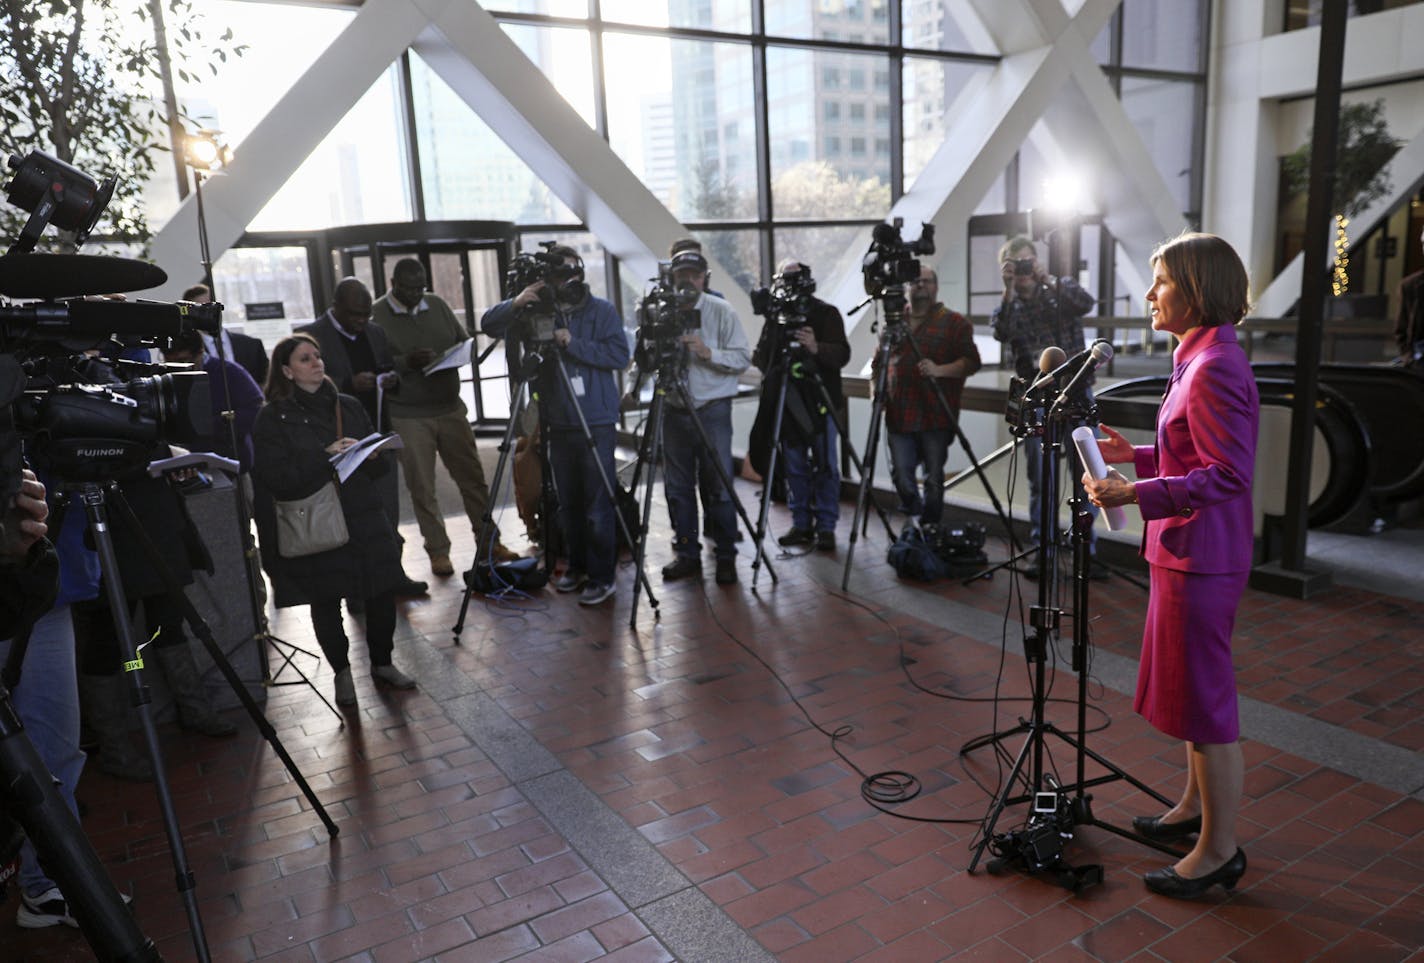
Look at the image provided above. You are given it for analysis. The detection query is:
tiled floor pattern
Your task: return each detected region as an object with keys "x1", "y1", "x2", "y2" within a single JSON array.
[{"x1": 3, "y1": 482, "x2": 1421, "y2": 962}]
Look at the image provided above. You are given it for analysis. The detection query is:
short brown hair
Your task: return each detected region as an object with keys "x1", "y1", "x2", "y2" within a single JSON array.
[
  {"x1": 1150, "y1": 231, "x2": 1251, "y2": 328},
  {"x1": 182, "y1": 283, "x2": 210, "y2": 301},
  {"x1": 998, "y1": 235, "x2": 1035, "y2": 263},
  {"x1": 263, "y1": 333, "x2": 322, "y2": 402}
]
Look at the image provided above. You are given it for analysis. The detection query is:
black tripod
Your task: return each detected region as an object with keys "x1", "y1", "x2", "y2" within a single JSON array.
[
  {"x1": 962, "y1": 399, "x2": 1176, "y2": 886},
  {"x1": 749, "y1": 323, "x2": 881, "y2": 589},
  {"x1": 1, "y1": 622, "x2": 160, "y2": 961},
  {"x1": 627, "y1": 337, "x2": 776, "y2": 609},
  {"x1": 843, "y1": 293, "x2": 1019, "y2": 590},
  {"x1": 46, "y1": 475, "x2": 342, "y2": 958}
]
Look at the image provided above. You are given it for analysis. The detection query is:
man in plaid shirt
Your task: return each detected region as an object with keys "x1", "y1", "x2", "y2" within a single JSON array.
[
  {"x1": 875, "y1": 265, "x2": 981, "y2": 525},
  {"x1": 990, "y1": 235, "x2": 1103, "y2": 566}
]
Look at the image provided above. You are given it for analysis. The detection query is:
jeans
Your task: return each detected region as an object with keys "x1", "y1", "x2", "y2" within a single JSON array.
[
  {"x1": 888, "y1": 428, "x2": 952, "y2": 525},
  {"x1": 549, "y1": 424, "x2": 618, "y2": 584},
  {"x1": 663, "y1": 398, "x2": 737, "y2": 561},
  {"x1": 0, "y1": 605, "x2": 85, "y2": 898},
  {"x1": 783, "y1": 413, "x2": 841, "y2": 532}
]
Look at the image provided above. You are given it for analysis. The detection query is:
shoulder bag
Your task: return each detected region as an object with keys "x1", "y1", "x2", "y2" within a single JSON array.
[{"x1": 274, "y1": 396, "x2": 350, "y2": 558}]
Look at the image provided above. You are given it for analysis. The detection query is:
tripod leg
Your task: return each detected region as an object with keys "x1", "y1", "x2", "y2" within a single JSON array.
[
  {"x1": 807, "y1": 372, "x2": 896, "y2": 543},
  {"x1": 751, "y1": 367, "x2": 793, "y2": 590},
  {"x1": 79, "y1": 485, "x2": 212, "y2": 961},
  {"x1": 843, "y1": 343, "x2": 894, "y2": 592},
  {"x1": 629, "y1": 388, "x2": 668, "y2": 627},
  {"x1": 106, "y1": 489, "x2": 341, "y2": 839},
  {"x1": 666, "y1": 379, "x2": 775, "y2": 585}
]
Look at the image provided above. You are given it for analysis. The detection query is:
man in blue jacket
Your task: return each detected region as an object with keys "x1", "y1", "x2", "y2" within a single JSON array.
[{"x1": 482, "y1": 246, "x2": 630, "y2": 606}]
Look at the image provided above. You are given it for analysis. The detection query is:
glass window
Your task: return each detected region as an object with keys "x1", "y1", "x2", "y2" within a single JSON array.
[
  {"x1": 826, "y1": 136, "x2": 842, "y2": 155},
  {"x1": 848, "y1": 69, "x2": 866, "y2": 91},
  {"x1": 825, "y1": 101, "x2": 841, "y2": 121},
  {"x1": 765, "y1": 0, "x2": 891, "y2": 43},
  {"x1": 500, "y1": 23, "x2": 598, "y2": 129},
  {"x1": 1092, "y1": 16, "x2": 1115, "y2": 64},
  {"x1": 1121, "y1": 0, "x2": 1203, "y2": 73},
  {"x1": 694, "y1": 228, "x2": 764, "y2": 294},
  {"x1": 603, "y1": 33, "x2": 758, "y2": 221},
  {"x1": 766, "y1": 47, "x2": 891, "y2": 218},
  {"x1": 409, "y1": 52, "x2": 578, "y2": 224},
  {"x1": 850, "y1": 136, "x2": 867, "y2": 156},
  {"x1": 901, "y1": 0, "x2": 993, "y2": 54},
  {"x1": 772, "y1": 225, "x2": 866, "y2": 292},
  {"x1": 850, "y1": 102, "x2": 866, "y2": 121},
  {"x1": 483, "y1": 0, "x2": 587, "y2": 16},
  {"x1": 248, "y1": 66, "x2": 411, "y2": 231},
  {"x1": 212, "y1": 246, "x2": 315, "y2": 338},
  {"x1": 601, "y1": 0, "x2": 753, "y2": 32},
  {"x1": 902, "y1": 56, "x2": 990, "y2": 190},
  {"x1": 1120, "y1": 76, "x2": 1198, "y2": 214}
]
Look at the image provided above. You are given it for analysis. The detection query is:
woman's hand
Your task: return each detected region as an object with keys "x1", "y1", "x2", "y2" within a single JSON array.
[
  {"x1": 1097, "y1": 424, "x2": 1135, "y2": 464},
  {"x1": 1083, "y1": 468, "x2": 1136, "y2": 509},
  {"x1": 325, "y1": 437, "x2": 359, "y2": 455}
]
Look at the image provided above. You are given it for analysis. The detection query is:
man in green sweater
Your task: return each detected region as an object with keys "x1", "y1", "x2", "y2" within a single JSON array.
[{"x1": 375, "y1": 258, "x2": 513, "y2": 576}]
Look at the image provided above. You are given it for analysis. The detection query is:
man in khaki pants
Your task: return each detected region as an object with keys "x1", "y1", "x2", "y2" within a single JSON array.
[{"x1": 375, "y1": 257, "x2": 514, "y2": 576}]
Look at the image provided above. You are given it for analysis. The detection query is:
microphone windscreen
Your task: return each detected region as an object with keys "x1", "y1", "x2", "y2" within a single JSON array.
[
  {"x1": 1089, "y1": 340, "x2": 1114, "y2": 363},
  {"x1": 1038, "y1": 345, "x2": 1067, "y2": 372}
]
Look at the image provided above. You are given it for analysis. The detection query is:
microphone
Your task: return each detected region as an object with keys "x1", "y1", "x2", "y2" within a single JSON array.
[
  {"x1": 1026, "y1": 345, "x2": 1067, "y2": 392},
  {"x1": 1051, "y1": 340, "x2": 1113, "y2": 411}
]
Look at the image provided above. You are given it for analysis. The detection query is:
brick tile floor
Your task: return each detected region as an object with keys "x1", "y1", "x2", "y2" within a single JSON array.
[{"x1": 2, "y1": 480, "x2": 1420, "y2": 961}]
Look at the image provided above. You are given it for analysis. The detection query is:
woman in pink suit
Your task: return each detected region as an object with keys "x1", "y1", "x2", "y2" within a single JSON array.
[{"x1": 1084, "y1": 232, "x2": 1258, "y2": 899}]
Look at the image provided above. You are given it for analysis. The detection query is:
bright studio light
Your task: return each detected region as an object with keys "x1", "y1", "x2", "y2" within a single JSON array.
[
  {"x1": 1040, "y1": 173, "x2": 1088, "y2": 217},
  {"x1": 183, "y1": 130, "x2": 231, "y2": 171}
]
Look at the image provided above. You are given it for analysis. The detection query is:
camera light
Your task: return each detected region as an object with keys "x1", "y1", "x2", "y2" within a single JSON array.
[
  {"x1": 1040, "y1": 172, "x2": 1087, "y2": 217},
  {"x1": 183, "y1": 130, "x2": 231, "y2": 171}
]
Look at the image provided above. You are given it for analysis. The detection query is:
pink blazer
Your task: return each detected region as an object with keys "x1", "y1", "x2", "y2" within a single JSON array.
[{"x1": 1133, "y1": 325, "x2": 1259, "y2": 574}]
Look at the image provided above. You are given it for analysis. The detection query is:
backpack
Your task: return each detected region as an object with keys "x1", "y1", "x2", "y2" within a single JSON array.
[{"x1": 887, "y1": 524, "x2": 948, "y2": 581}]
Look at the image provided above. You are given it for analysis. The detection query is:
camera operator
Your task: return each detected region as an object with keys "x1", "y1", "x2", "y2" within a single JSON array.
[
  {"x1": 753, "y1": 259, "x2": 850, "y2": 552},
  {"x1": 873, "y1": 265, "x2": 981, "y2": 526},
  {"x1": 0, "y1": 471, "x2": 101, "y2": 927},
  {"x1": 990, "y1": 235, "x2": 1104, "y2": 571},
  {"x1": 656, "y1": 249, "x2": 750, "y2": 585},
  {"x1": 482, "y1": 246, "x2": 630, "y2": 606}
]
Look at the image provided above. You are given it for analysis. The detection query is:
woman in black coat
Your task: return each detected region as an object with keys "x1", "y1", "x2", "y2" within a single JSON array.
[{"x1": 252, "y1": 334, "x2": 415, "y2": 707}]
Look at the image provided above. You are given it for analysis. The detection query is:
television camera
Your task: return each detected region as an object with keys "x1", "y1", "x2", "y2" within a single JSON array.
[
  {"x1": 635, "y1": 260, "x2": 701, "y2": 370},
  {"x1": 861, "y1": 217, "x2": 935, "y2": 301},
  {"x1": 504, "y1": 240, "x2": 584, "y2": 345}
]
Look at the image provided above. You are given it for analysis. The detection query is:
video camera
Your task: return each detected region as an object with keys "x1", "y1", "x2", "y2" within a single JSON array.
[
  {"x1": 862, "y1": 217, "x2": 935, "y2": 299},
  {"x1": 1, "y1": 150, "x2": 217, "y2": 497},
  {"x1": 750, "y1": 265, "x2": 816, "y2": 328},
  {"x1": 635, "y1": 261, "x2": 701, "y2": 370},
  {"x1": 504, "y1": 240, "x2": 583, "y2": 345},
  {"x1": 987, "y1": 785, "x2": 1102, "y2": 892}
]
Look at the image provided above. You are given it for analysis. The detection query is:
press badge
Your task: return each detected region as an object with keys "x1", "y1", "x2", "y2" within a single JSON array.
[{"x1": 570, "y1": 374, "x2": 586, "y2": 397}]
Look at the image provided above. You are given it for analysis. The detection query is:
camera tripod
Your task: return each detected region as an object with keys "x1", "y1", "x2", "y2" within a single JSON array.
[
  {"x1": 453, "y1": 333, "x2": 657, "y2": 634},
  {"x1": 750, "y1": 324, "x2": 881, "y2": 589},
  {"x1": 962, "y1": 400, "x2": 1177, "y2": 885},
  {"x1": 843, "y1": 292, "x2": 1019, "y2": 591},
  {"x1": 626, "y1": 339, "x2": 776, "y2": 605},
  {"x1": 42, "y1": 475, "x2": 340, "y2": 960}
]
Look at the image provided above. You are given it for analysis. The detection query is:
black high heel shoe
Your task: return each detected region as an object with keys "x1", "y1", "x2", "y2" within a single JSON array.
[
  {"x1": 1144, "y1": 848, "x2": 1247, "y2": 899},
  {"x1": 1132, "y1": 813, "x2": 1202, "y2": 841}
]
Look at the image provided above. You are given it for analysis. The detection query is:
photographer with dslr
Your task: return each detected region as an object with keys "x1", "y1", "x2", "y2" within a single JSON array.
[
  {"x1": 656, "y1": 249, "x2": 750, "y2": 584},
  {"x1": 874, "y1": 265, "x2": 980, "y2": 526},
  {"x1": 482, "y1": 246, "x2": 630, "y2": 606},
  {"x1": 991, "y1": 235, "x2": 1103, "y2": 569},
  {"x1": 752, "y1": 259, "x2": 849, "y2": 551}
]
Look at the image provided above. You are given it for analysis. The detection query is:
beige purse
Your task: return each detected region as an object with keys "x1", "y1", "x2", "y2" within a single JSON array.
[{"x1": 274, "y1": 398, "x2": 350, "y2": 558}]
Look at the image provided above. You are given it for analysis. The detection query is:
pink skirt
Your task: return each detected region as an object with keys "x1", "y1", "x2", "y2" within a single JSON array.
[{"x1": 1135, "y1": 565, "x2": 1248, "y2": 743}]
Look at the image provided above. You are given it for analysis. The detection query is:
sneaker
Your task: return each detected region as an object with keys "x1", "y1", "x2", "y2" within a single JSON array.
[
  {"x1": 17, "y1": 887, "x2": 131, "y2": 929},
  {"x1": 778, "y1": 527, "x2": 815, "y2": 548},
  {"x1": 333, "y1": 667, "x2": 357, "y2": 707},
  {"x1": 431, "y1": 555, "x2": 455, "y2": 577},
  {"x1": 554, "y1": 570, "x2": 587, "y2": 593},
  {"x1": 815, "y1": 530, "x2": 836, "y2": 551},
  {"x1": 661, "y1": 556, "x2": 702, "y2": 581},
  {"x1": 715, "y1": 558, "x2": 737, "y2": 585},
  {"x1": 578, "y1": 582, "x2": 615, "y2": 606},
  {"x1": 372, "y1": 664, "x2": 417, "y2": 690}
]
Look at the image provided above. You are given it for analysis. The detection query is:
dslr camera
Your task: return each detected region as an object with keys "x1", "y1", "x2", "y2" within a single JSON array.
[
  {"x1": 634, "y1": 261, "x2": 701, "y2": 370},
  {"x1": 504, "y1": 240, "x2": 582, "y2": 345},
  {"x1": 862, "y1": 217, "x2": 935, "y2": 299}
]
